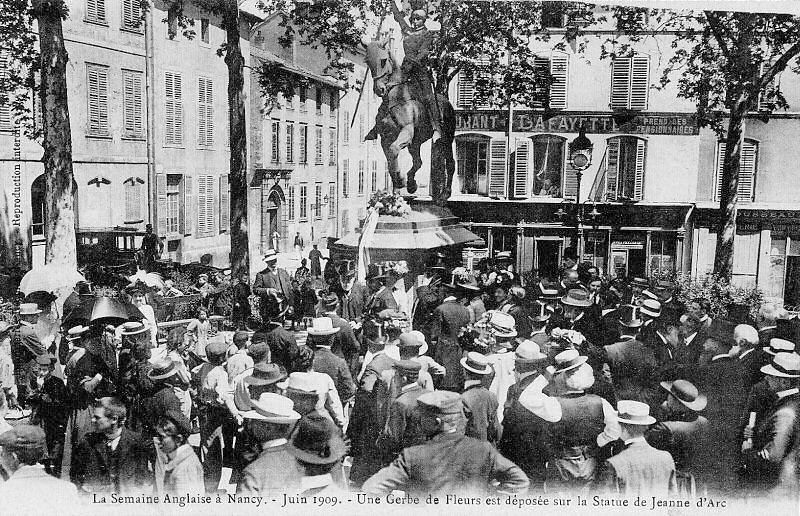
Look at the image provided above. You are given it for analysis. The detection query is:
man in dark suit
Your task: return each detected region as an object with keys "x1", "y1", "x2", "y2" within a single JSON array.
[
  {"x1": 377, "y1": 360, "x2": 427, "y2": 458},
  {"x1": 308, "y1": 317, "x2": 356, "y2": 405},
  {"x1": 363, "y1": 391, "x2": 529, "y2": 496},
  {"x1": 262, "y1": 296, "x2": 299, "y2": 373},
  {"x1": 252, "y1": 250, "x2": 294, "y2": 323},
  {"x1": 12, "y1": 303, "x2": 46, "y2": 405},
  {"x1": 756, "y1": 303, "x2": 778, "y2": 349},
  {"x1": 71, "y1": 397, "x2": 152, "y2": 494},
  {"x1": 363, "y1": 266, "x2": 398, "y2": 317},
  {"x1": 733, "y1": 324, "x2": 764, "y2": 388},
  {"x1": 318, "y1": 292, "x2": 360, "y2": 371},
  {"x1": 603, "y1": 305, "x2": 660, "y2": 408},
  {"x1": 498, "y1": 340, "x2": 550, "y2": 489},
  {"x1": 460, "y1": 352, "x2": 498, "y2": 444},
  {"x1": 696, "y1": 333, "x2": 748, "y2": 496},
  {"x1": 430, "y1": 283, "x2": 471, "y2": 392},
  {"x1": 329, "y1": 261, "x2": 369, "y2": 324},
  {"x1": 673, "y1": 313, "x2": 707, "y2": 379}
]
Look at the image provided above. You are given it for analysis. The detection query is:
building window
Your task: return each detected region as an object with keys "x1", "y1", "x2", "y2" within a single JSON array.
[
  {"x1": 531, "y1": 54, "x2": 569, "y2": 110},
  {"x1": 123, "y1": 177, "x2": 144, "y2": 223},
  {"x1": 342, "y1": 159, "x2": 349, "y2": 198},
  {"x1": 286, "y1": 88, "x2": 295, "y2": 111},
  {"x1": 86, "y1": 0, "x2": 106, "y2": 24},
  {"x1": 270, "y1": 120, "x2": 280, "y2": 163},
  {"x1": 649, "y1": 233, "x2": 676, "y2": 276},
  {"x1": 200, "y1": 18, "x2": 209, "y2": 44},
  {"x1": 314, "y1": 183, "x2": 322, "y2": 219},
  {"x1": 197, "y1": 175, "x2": 215, "y2": 237},
  {"x1": 285, "y1": 122, "x2": 294, "y2": 163},
  {"x1": 299, "y1": 86, "x2": 307, "y2": 112},
  {"x1": 299, "y1": 184, "x2": 308, "y2": 221},
  {"x1": 358, "y1": 114, "x2": 365, "y2": 143},
  {"x1": 165, "y1": 71, "x2": 183, "y2": 145},
  {"x1": 358, "y1": 160, "x2": 365, "y2": 195},
  {"x1": 315, "y1": 126, "x2": 323, "y2": 164},
  {"x1": 456, "y1": 60, "x2": 490, "y2": 109},
  {"x1": 0, "y1": 53, "x2": 11, "y2": 130},
  {"x1": 715, "y1": 139, "x2": 758, "y2": 203},
  {"x1": 371, "y1": 161, "x2": 377, "y2": 193},
  {"x1": 341, "y1": 209, "x2": 349, "y2": 236},
  {"x1": 299, "y1": 124, "x2": 308, "y2": 164},
  {"x1": 122, "y1": 69, "x2": 144, "y2": 138},
  {"x1": 328, "y1": 183, "x2": 335, "y2": 218},
  {"x1": 122, "y1": 0, "x2": 142, "y2": 32},
  {"x1": 165, "y1": 174, "x2": 182, "y2": 234},
  {"x1": 531, "y1": 134, "x2": 565, "y2": 197},
  {"x1": 329, "y1": 90, "x2": 337, "y2": 119},
  {"x1": 456, "y1": 136, "x2": 490, "y2": 195},
  {"x1": 197, "y1": 77, "x2": 214, "y2": 147},
  {"x1": 315, "y1": 87, "x2": 322, "y2": 116},
  {"x1": 343, "y1": 110, "x2": 350, "y2": 144},
  {"x1": 328, "y1": 128, "x2": 336, "y2": 165},
  {"x1": 219, "y1": 174, "x2": 229, "y2": 232},
  {"x1": 604, "y1": 136, "x2": 646, "y2": 201},
  {"x1": 86, "y1": 64, "x2": 109, "y2": 136},
  {"x1": 287, "y1": 185, "x2": 295, "y2": 221},
  {"x1": 610, "y1": 55, "x2": 650, "y2": 110}
]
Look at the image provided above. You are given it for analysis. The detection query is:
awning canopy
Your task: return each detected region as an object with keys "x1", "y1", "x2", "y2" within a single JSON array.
[{"x1": 334, "y1": 205, "x2": 484, "y2": 250}]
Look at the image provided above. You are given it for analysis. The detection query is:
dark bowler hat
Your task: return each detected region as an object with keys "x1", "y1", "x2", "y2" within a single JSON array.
[
  {"x1": 243, "y1": 362, "x2": 287, "y2": 386},
  {"x1": 560, "y1": 288, "x2": 592, "y2": 308},
  {"x1": 660, "y1": 380, "x2": 707, "y2": 411},
  {"x1": 286, "y1": 414, "x2": 347, "y2": 465},
  {"x1": 416, "y1": 391, "x2": 464, "y2": 416},
  {"x1": 162, "y1": 409, "x2": 193, "y2": 436},
  {"x1": 617, "y1": 305, "x2": 643, "y2": 328}
]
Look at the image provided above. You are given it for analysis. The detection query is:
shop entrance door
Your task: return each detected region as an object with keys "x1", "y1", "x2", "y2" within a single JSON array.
[
  {"x1": 535, "y1": 238, "x2": 562, "y2": 281},
  {"x1": 785, "y1": 256, "x2": 800, "y2": 308}
]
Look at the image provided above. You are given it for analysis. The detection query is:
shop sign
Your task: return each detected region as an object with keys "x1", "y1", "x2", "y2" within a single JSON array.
[{"x1": 456, "y1": 110, "x2": 699, "y2": 135}]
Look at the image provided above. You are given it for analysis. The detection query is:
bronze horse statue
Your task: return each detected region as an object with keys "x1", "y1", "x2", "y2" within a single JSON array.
[{"x1": 364, "y1": 40, "x2": 455, "y2": 203}]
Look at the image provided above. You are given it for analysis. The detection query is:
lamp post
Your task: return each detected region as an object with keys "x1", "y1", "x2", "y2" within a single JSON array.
[
  {"x1": 310, "y1": 194, "x2": 329, "y2": 242},
  {"x1": 567, "y1": 125, "x2": 594, "y2": 259}
]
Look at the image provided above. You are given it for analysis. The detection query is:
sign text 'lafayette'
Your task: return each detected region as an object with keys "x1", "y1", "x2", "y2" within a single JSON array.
[{"x1": 456, "y1": 111, "x2": 699, "y2": 135}]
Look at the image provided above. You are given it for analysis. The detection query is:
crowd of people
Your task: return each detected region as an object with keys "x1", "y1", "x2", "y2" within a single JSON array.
[{"x1": 1, "y1": 247, "x2": 799, "y2": 510}]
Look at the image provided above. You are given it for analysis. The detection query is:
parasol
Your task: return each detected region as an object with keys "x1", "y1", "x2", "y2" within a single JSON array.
[
  {"x1": 128, "y1": 268, "x2": 165, "y2": 290},
  {"x1": 63, "y1": 296, "x2": 144, "y2": 326},
  {"x1": 18, "y1": 264, "x2": 85, "y2": 295}
]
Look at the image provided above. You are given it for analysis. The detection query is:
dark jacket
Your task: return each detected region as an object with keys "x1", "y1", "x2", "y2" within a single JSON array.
[
  {"x1": 330, "y1": 280, "x2": 369, "y2": 323},
  {"x1": 326, "y1": 312, "x2": 360, "y2": 363},
  {"x1": 742, "y1": 391, "x2": 800, "y2": 490},
  {"x1": 461, "y1": 383, "x2": 499, "y2": 444},
  {"x1": 378, "y1": 383, "x2": 426, "y2": 456},
  {"x1": 253, "y1": 268, "x2": 294, "y2": 306},
  {"x1": 141, "y1": 385, "x2": 182, "y2": 438},
  {"x1": 499, "y1": 374, "x2": 549, "y2": 487},
  {"x1": 264, "y1": 322, "x2": 299, "y2": 372},
  {"x1": 71, "y1": 428, "x2": 152, "y2": 494},
  {"x1": 604, "y1": 337, "x2": 660, "y2": 406},
  {"x1": 313, "y1": 347, "x2": 356, "y2": 402}
]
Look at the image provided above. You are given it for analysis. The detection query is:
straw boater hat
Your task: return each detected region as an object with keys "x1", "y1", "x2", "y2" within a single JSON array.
[
  {"x1": 560, "y1": 288, "x2": 592, "y2": 308},
  {"x1": 629, "y1": 276, "x2": 650, "y2": 289},
  {"x1": 306, "y1": 317, "x2": 340, "y2": 336},
  {"x1": 616, "y1": 400, "x2": 656, "y2": 425},
  {"x1": 552, "y1": 349, "x2": 588, "y2": 374},
  {"x1": 761, "y1": 352, "x2": 800, "y2": 378},
  {"x1": 281, "y1": 371, "x2": 326, "y2": 394},
  {"x1": 66, "y1": 325, "x2": 90, "y2": 341},
  {"x1": 495, "y1": 251, "x2": 512, "y2": 261},
  {"x1": 660, "y1": 379, "x2": 707, "y2": 411},
  {"x1": 241, "y1": 392, "x2": 301, "y2": 423},
  {"x1": 286, "y1": 413, "x2": 347, "y2": 465},
  {"x1": 18, "y1": 303, "x2": 41, "y2": 316},
  {"x1": 640, "y1": 289, "x2": 659, "y2": 302},
  {"x1": 765, "y1": 338, "x2": 795, "y2": 356},
  {"x1": 460, "y1": 351, "x2": 492, "y2": 375},
  {"x1": 639, "y1": 299, "x2": 662, "y2": 319},
  {"x1": 263, "y1": 249, "x2": 278, "y2": 263},
  {"x1": 120, "y1": 321, "x2": 149, "y2": 336},
  {"x1": 479, "y1": 311, "x2": 517, "y2": 339},
  {"x1": 148, "y1": 358, "x2": 178, "y2": 380}
]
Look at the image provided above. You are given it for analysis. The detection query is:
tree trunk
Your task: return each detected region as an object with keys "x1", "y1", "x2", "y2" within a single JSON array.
[
  {"x1": 712, "y1": 106, "x2": 746, "y2": 279},
  {"x1": 35, "y1": 0, "x2": 77, "y2": 268},
  {"x1": 223, "y1": 0, "x2": 248, "y2": 279}
]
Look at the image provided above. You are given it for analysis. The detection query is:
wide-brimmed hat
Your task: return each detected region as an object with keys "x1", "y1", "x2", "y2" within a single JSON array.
[
  {"x1": 148, "y1": 358, "x2": 178, "y2": 380},
  {"x1": 639, "y1": 299, "x2": 662, "y2": 319},
  {"x1": 460, "y1": 351, "x2": 492, "y2": 375},
  {"x1": 616, "y1": 400, "x2": 656, "y2": 425},
  {"x1": 765, "y1": 337, "x2": 795, "y2": 356},
  {"x1": 120, "y1": 321, "x2": 149, "y2": 336},
  {"x1": 263, "y1": 249, "x2": 278, "y2": 263},
  {"x1": 761, "y1": 352, "x2": 800, "y2": 378},
  {"x1": 617, "y1": 305, "x2": 643, "y2": 328},
  {"x1": 515, "y1": 339, "x2": 548, "y2": 364},
  {"x1": 307, "y1": 317, "x2": 340, "y2": 336},
  {"x1": 243, "y1": 362, "x2": 287, "y2": 386},
  {"x1": 479, "y1": 311, "x2": 517, "y2": 338},
  {"x1": 560, "y1": 288, "x2": 592, "y2": 308},
  {"x1": 281, "y1": 371, "x2": 325, "y2": 394},
  {"x1": 495, "y1": 251, "x2": 512, "y2": 261},
  {"x1": 18, "y1": 303, "x2": 42, "y2": 316},
  {"x1": 242, "y1": 392, "x2": 301, "y2": 423},
  {"x1": 408, "y1": 330, "x2": 429, "y2": 356},
  {"x1": 660, "y1": 380, "x2": 707, "y2": 411},
  {"x1": 416, "y1": 391, "x2": 464, "y2": 416},
  {"x1": 629, "y1": 276, "x2": 650, "y2": 289},
  {"x1": 457, "y1": 276, "x2": 481, "y2": 292},
  {"x1": 286, "y1": 413, "x2": 347, "y2": 464},
  {"x1": 553, "y1": 348, "x2": 588, "y2": 374},
  {"x1": 528, "y1": 300, "x2": 554, "y2": 322},
  {"x1": 640, "y1": 289, "x2": 659, "y2": 302}
]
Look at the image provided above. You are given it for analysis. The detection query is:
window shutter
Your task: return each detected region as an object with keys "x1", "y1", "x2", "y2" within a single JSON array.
[
  {"x1": 183, "y1": 175, "x2": 194, "y2": 236},
  {"x1": 165, "y1": 72, "x2": 183, "y2": 145},
  {"x1": 211, "y1": 176, "x2": 219, "y2": 234},
  {"x1": 0, "y1": 53, "x2": 12, "y2": 130},
  {"x1": 342, "y1": 159, "x2": 349, "y2": 197},
  {"x1": 630, "y1": 55, "x2": 650, "y2": 110},
  {"x1": 610, "y1": 58, "x2": 631, "y2": 110},
  {"x1": 122, "y1": 0, "x2": 141, "y2": 30},
  {"x1": 738, "y1": 140, "x2": 757, "y2": 202},
  {"x1": 549, "y1": 53, "x2": 569, "y2": 110},
  {"x1": 219, "y1": 174, "x2": 229, "y2": 232},
  {"x1": 457, "y1": 71, "x2": 475, "y2": 109},
  {"x1": 123, "y1": 70, "x2": 143, "y2": 137},
  {"x1": 531, "y1": 56, "x2": 551, "y2": 109},
  {"x1": 605, "y1": 138, "x2": 620, "y2": 200},
  {"x1": 633, "y1": 138, "x2": 646, "y2": 200},
  {"x1": 563, "y1": 169, "x2": 578, "y2": 199},
  {"x1": 714, "y1": 141, "x2": 726, "y2": 202},
  {"x1": 513, "y1": 138, "x2": 531, "y2": 199},
  {"x1": 87, "y1": 65, "x2": 108, "y2": 135},
  {"x1": 488, "y1": 138, "x2": 508, "y2": 199},
  {"x1": 156, "y1": 174, "x2": 167, "y2": 235}
]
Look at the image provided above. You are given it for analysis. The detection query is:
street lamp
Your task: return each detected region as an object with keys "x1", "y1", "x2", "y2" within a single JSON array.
[{"x1": 567, "y1": 124, "x2": 594, "y2": 259}]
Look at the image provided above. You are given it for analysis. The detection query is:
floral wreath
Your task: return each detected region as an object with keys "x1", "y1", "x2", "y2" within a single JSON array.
[{"x1": 368, "y1": 190, "x2": 412, "y2": 218}]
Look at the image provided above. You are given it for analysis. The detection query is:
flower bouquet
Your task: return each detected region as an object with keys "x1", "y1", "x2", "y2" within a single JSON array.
[{"x1": 368, "y1": 190, "x2": 412, "y2": 218}]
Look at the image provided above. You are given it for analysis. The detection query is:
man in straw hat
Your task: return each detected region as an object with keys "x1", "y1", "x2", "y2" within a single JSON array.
[
  {"x1": 598, "y1": 400, "x2": 677, "y2": 496},
  {"x1": 603, "y1": 305, "x2": 659, "y2": 405},
  {"x1": 430, "y1": 277, "x2": 471, "y2": 392},
  {"x1": 140, "y1": 358, "x2": 183, "y2": 491},
  {"x1": 12, "y1": 302, "x2": 45, "y2": 406},
  {"x1": 316, "y1": 293, "x2": 360, "y2": 375},
  {"x1": 741, "y1": 352, "x2": 800, "y2": 491},
  {"x1": 287, "y1": 413, "x2": 348, "y2": 495},
  {"x1": 253, "y1": 249, "x2": 294, "y2": 324},
  {"x1": 477, "y1": 311, "x2": 518, "y2": 424},
  {"x1": 377, "y1": 360, "x2": 427, "y2": 458},
  {"x1": 460, "y1": 352, "x2": 498, "y2": 443},
  {"x1": 498, "y1": 339, "x2": 551, "y2": 489},
  {"x1": 238, "y1": 392, "x2": 303, "y2": 496},
  {"x1": 308, "y1": 317, "x2": 356, "y2": 407},
  {"x1": 646, "y1": 380, "x2": 709, "y2": 489},
  {"x1": 363, "y1": 390, "x2": 529, "y2": 496}
]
